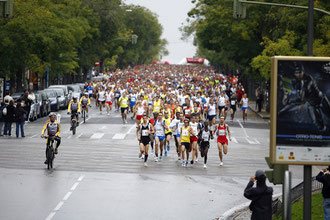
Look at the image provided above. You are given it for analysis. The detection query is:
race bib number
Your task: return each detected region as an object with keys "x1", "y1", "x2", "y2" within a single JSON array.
[
  {"x1": 122, "y1": 100, "x2": 127, "y2": 105},
  {"x1": 142, "y1": 130, "x2": 149, "y2": 136},
  {"x1": 218, "y1": 129, "x2": 225, "y2": 136},
  {"x1": 203, "y1": 133, "x2": 209, "y2": 141},
  {"x1": 182, "y1": 130, "x2": 189, "y2": 136},
  {"x1": 156, "y1": 130, "x2": 163, "y2": 136},
  {"x1": 131, "y1": 97, "x2": 136, "y2": 102},
  {"x1": 155, "y1": 106, "x2": 160, "y2": 112},
  {"x1": 115, "y1": 93, "x2": 120, "y2": 97},
  {"x1": 231, "y1": 100, "x2": 236, "y2": 105}
]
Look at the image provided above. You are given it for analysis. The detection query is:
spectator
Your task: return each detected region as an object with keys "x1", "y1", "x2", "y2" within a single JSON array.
[
  {"x1": 0, "y1": 102, "x2": 5, "y2": 136},
  {"x1": 244, "y1": 170, "x2": 273, "y2": 220},
  {"x1": 3, "y1": 100, "x2": 15, "y2": 136},
  {"x1": 15, "y1": 102, "x2": 27, "y2": 138},
  {"x1": 255, "y1": 87, "x2": 263, "y2": 112},
  {"x1": 4, "y1": 91, "x2": 13, "y2": 105},
  {"x1": 21, "y1": 89, "x2": 31, "y2": 121},
  {"x1": 316, "y1": 166, "x2": 330, "y2": 220}
]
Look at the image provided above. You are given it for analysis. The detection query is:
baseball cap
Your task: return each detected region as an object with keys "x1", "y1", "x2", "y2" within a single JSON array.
[{"x1": 255, "y1": 170, "x2": 266, "y2": 179}]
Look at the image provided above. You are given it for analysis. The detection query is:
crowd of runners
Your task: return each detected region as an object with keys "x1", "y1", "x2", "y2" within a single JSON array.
[{"x1": 83, "y1": 64, "x2": 248, "y2": 168}]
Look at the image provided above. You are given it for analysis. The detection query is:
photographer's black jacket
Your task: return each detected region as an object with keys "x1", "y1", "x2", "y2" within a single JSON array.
[
  {"x1": 244, "y1": 181, "x2": 273, "y2": 220},
  {"x1": 316, "y1": 171, "x2": 330, "y2": 199}
]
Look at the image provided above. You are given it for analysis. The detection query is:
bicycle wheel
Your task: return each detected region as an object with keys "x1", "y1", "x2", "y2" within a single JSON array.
[
  {"x1": 46, "y1": 148, "x2": 52, "y2": 170},
  {"x1": 72, "y1": 121, "x2": 76, "y2": 135},
  {"x1": 83, "y1": 110, "x2": 86, "y2": 123},
  {"x1": 50, "y1": 153, "x2": 54, "y2": 169}
]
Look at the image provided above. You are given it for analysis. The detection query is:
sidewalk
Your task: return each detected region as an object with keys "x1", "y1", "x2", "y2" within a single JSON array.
[{"x1": 248, "y1": 100, "x2": 270, "y2": 120}]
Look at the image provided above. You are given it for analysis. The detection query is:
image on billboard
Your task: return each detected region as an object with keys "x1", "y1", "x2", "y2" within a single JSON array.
[{"x1": 270, "y1": 56, "x2": 330, "y2": 165}]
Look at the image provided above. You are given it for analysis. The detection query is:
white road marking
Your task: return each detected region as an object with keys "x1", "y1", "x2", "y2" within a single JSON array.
[
  {"x1": 232, "y1": 137, "x2": 238, "y2": 143},
  {"x1": 70, "y1": 182, "x2": 79, "y2": 191},
  {"x1": 85, "y1": 116, "x2": 92, "y2": 122},
  {"x1": 67, "y1": 134, "x2": 72, "y2": 139},
  {"x1": 90, "y1": 133, "x2": 105, "y2": 139},
  {"x1": 101, "y1": 125, "x2": 106, "y2": 129},
  {"x1": 63, "y1": 192, "x2": 72, "y2": 201},
  {"x1": 112, "y1": 133, "x2": 126, "y2": 139},
  {"x1": 78, "y1": 175, "x2": 85, "y2": 181},
  {"x1": 29, "y1": 134, "x2": 38, "y2": 139},
  {"x1": 245, "y1": 137, "x2": 256, "y2": 144},
  {"x1": 77, "y1": 133, "x2": 83, "y2": 138},
  {"x1": 45, "y1": 175, "x2": 85, "y2": 220},
  {"x1": 45, "y1": 212, "x2": 56, "y2": 220},
  {"x1": 254, "y1": 138, "x2": 260, "y2": 144},
  {"x1": 54, "y1": 201, "x2": 64, "y2": 211},
  {"x1": 126, "y1": 124, "x2": 136, "y2": 134},
  {"x1": 237, "y1": 119, "x2": 249, "y2": 138}
]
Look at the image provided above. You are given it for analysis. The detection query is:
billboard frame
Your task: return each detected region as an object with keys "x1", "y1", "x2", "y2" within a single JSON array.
[{"x1": 270, "y1": 56, "x2": 330, "y2": 165}]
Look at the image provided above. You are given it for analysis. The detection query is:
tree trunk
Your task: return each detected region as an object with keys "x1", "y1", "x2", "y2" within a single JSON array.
[{"x1": 16, "y1": 71, "x2": 23, "y2": 92}]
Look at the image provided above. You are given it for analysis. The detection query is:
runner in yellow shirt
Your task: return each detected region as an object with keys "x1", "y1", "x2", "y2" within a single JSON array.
[
  {"x1": 119, "y1": 92, "x2": 129, "y2": 124},
  {"x1": 163, "y1": 111, "x2": 172, "y2": 157}
]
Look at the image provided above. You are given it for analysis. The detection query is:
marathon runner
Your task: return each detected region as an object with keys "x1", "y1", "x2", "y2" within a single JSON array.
[
  {"x1": 153, "y1": 112, "x2": 168, "y2": 162},
  {"x1": 240, "y1": 93, "x2": 249, "y2": 123},
  {"x1": 213, "y1": 115, "x2": 231, "y2": 166},
  {"x1": 198, "y1": 120, "x2": 213, "y2": 169},
  {"x1": 136, "y1": 113, "x2": 154, "y2": 167},
  {"x1": 180, "y1": 118, "x2": 195, "y2": 167}
]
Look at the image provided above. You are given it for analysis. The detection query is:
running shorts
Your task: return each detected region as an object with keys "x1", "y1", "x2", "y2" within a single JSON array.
[
  {"x1": 217, "y1": 136, "x2": 228, "y2": 145},
  {"x1": 99, "y1": 100, "x2": 105, "y2": 104},
  {"x1": 165, "y1": 132, "x2": 172, "y2": 137},
  {"x1": 106, "y1": 101, "x2": 112, "y2": 105},
  {"x1": 140, "y1": 137, "x2": 150, "y2": 146},
  {"x1": 190, "y1": 136, "x2": 198, "y2": 143},
  {"x1": 130, "y1": 102, "x2": 136, "y2": 108},
  {"x1": 242, "y1": 107, "x2": 248, "y2": 111},
  {"x1": 218, "y1": 106, "x2": 225, "y2": 112},
  {"x1": 231, "y1": 105, "x2": 236, "y2": 112},
  {"x1": 181, "y1": 142, "x2": 191, "y2": 151},
  {"x1": 155, "y1": 135, "x2": 165, "y2": 142},
  {"x1": 208, "y1": 115, "x2": 216, "y2": 121},
  {"x1": 176, "y1": 133, "x2": 181, "y2": 138},
  {"x1": 121, "y1": 107, "x2": 128, "y2": 113},
  {"x1": 201, "y1": 141, "x2": 210, "y2": 148},
  {"x1": 136, "y1": 115, "x2": 143, "y2": 120}
]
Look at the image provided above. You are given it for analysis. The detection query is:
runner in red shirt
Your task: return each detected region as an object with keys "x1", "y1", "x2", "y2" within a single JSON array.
[{"x1": 213, "y1": 115, "x2": 231, "y2": 166}]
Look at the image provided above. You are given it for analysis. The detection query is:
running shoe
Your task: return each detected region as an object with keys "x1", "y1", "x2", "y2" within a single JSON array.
[
  {"x1": 165, "y1": 151, "x2": 167, "y2": 157},
  {"x1": 219, "y1": 161, "x2": 224, "y2": 166},
  {"x1": 131, "y1": 116, "x2": 134, "y2": 120},
  {"x1": 125, "y1": 120, "x2": 128, "y2": 124},
  {"x1": 185, "y1": 161, "x2": 188, "y2": 167},
  {"x1": 144, "y1": 162, "x2": 148, "y2": 167},
  {"x1": 203, "y1": 164, "x2": 207, "y2": 169},
  {"x1": 154, "y1": 157, "x2": 158, "y2": 162},
  {"x1": 107, "y1": 113, "x2": 110, "y2": 116},
  {"x1": 55, "y1": 148, "x2": 58, "y2": 154},
  {"x1": 182, "y1": 161, "x2": 185, "y2": 167},
  {"x1": 167, "y1": 145, "x2": 170, "y2": 151},
  {"x1": 139, "y1": 152, "x2": 142, "y2": 158},
  {"x1": 195, "y1": 158, "x2": 199, "y2": 163},
  {"x1": 159, "y1": 156, "x2": 162, "y2": 160},
  {"x1": 190, "y1": 160, "x2": 194, "y2": 164},
  {"x1": 44, "y1": 160, "x2": 48, "y2": 164},
  {"x1": 141, "y1": 154, "x2": 145, "y2": 159},
  {"x1": 178, "y1": 157, "x2": 181, "y2": 161}
]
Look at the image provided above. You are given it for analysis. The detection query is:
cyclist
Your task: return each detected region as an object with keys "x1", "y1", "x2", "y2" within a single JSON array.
[
  {"x1": 79, "y1": 93, "x2": 91, "y2": 118},
  {"x1": 41, "y1": 112, "x2": 61, "y2": 164},
  {"x1": 67, "y1": 96, "x2": 81, "y2": 130}
]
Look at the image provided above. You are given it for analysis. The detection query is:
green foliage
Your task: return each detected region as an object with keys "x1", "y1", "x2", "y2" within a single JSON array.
[
  {"x1": 182, "y1": 0, "x2": 330, "y2": 80},
  {"x1": 0, "y1": 0, "x2": 166, "y2": 86}
]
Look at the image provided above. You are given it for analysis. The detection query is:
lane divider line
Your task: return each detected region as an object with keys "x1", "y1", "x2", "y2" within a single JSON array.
[
  {"x1": 45, "y1": 175, "x2": 85, "y2": 220},
  {"x1": 232, "y1": 137, "x2": 238, "y2": 143},
  {"x1": 236, "y1": 119, "x2": 249, "y2": 138}
]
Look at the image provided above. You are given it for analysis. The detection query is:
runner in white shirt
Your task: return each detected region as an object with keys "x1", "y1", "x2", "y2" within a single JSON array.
[
  {"x1": 240, "y1": 93, "x2": 249, "y2": 123},
  {"x1": 105, "y1": 88, "x2": 113, "y2": 115},
  {"x1": 97, "y1": 87, "x2": 106, "y2": 114},
  {"x1": 170, "y1": 112, "x2": 184, "y2": 160},
  {"x1": 217, "y1": 91, "x2": 229, "y2": 120},
  {"x1": 190, "y1": 114, "x2": 199, "y2": 164}
]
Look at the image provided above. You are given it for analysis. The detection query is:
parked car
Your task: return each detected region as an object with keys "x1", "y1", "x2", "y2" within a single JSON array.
[
  {"x1": 35, "y1": 90, "x2": 51, "y2": 117},
  {"x1": 11, "y1": 92, "x2": 24, "y2": 102},
  {"x1": 44, "y1": 89, "x2": 60, "y2": 111},
  {"x1": 48, "y1": 88, "x2": 66, "y2": 109},
  {"x1": 28, "y1": 98, "x2": 41, "y2": 121},
  {"x1": 67, "y1": 84, "x2": 83, "y2": 99},
  {"x1": 48, "y1": 85, "x2": 71, "y2": 107}
]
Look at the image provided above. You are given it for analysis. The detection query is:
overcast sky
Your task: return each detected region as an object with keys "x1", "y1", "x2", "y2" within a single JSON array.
[{"x1": 124, "y1": 0, "x2": 197, "y2": 64}]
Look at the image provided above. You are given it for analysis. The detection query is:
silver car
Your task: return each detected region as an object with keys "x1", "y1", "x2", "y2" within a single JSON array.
[
  {"x1": 49, "y1": 88, "x2": 66, "y2": 109},
  {"x1": 67, "y1": 84, "x2": 82, "y2": 100},
  {"x1": 48, "y1": 85, "x2": 71, "y2": 107},
  {"x1": 28, "y1": 98, "x2": 41, "y2": 121},
  {"x1": 44, "y1": 89, "x2": 60, "y2": 111}
]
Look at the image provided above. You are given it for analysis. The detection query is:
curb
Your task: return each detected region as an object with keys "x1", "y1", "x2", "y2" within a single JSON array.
[
  {"x1": 219, "y1": 193, "x2": 282, "y2": 220},
  {"x1": 248, "y1": 105, "x2": 270, "y2": 120}
]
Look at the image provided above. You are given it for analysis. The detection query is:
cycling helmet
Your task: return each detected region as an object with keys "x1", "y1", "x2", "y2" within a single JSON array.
[
  {"x1": 49, "y1": 112, "x2": 56, "y2": 117},
  {"x1": 73, "y1": 96, "x2": 78, "y2": 100},
  {"x1": 84, "y1": 92, "x2": 89, "y2": 97}
]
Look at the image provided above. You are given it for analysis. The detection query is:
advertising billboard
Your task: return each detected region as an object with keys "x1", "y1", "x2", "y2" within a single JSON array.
[{"x1": 270, "y1": 56, "x2": 330, "y2": 165}]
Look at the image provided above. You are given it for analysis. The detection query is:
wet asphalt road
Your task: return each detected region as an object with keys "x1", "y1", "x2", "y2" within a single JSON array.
[{"x1": 0, "y1": 105, "x2": 315, "y2": 220}]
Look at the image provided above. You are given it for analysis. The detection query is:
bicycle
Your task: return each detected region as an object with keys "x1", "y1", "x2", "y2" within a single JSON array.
[
  {"x1": 71, "y1": 112, "x2": 78, "y2": 135},
  {"x1": 45, "y1": 136, "x2": 55, "y2": 170},
  {"x1": 82, "y1": 105, "x2": 86, "y2": 123}
]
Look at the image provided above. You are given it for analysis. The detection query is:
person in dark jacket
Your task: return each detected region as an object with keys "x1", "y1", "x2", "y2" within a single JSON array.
[
  {"x1": 316, "y1": 166, "x2": 330, "y2": 220},
  {"x1": 244, "y1": 170, "x2": 273, "y2": 220},
  {"x1": 4, "y1": 100, "x2": 15, "y2": 136},
  {"x1": 15, "y1": 102, "x2": 27, "y2": 138},
  {"x1": 21, "y1": 89, "x2": 31, "y2": 121},
  {"x1": 0, "y1": 102, "x2": 5, "y2": 136}
]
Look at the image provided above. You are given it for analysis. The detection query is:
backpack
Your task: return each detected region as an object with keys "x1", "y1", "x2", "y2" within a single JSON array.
[{"x1": 2, "y1": 107, "x2": 7, "y2": 116}]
